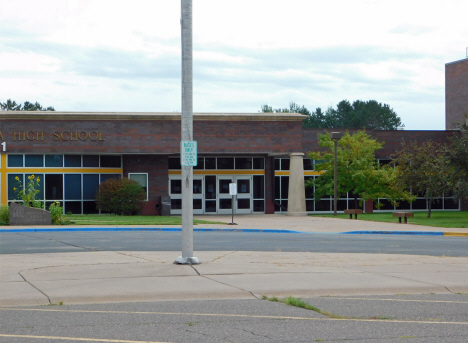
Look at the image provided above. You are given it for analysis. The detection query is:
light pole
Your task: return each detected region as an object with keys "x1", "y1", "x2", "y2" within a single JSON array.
[
  {"x1": 330, "y1": 132, "x2": 340, "y2": 217},
  {"x1": 175, "y1": 0, "x2": 199, "y2": 265}
]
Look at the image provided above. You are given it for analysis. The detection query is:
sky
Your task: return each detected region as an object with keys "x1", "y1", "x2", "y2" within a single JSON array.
[{"x1": 1, "y1": 0, "x2": 467, "y2": 130}]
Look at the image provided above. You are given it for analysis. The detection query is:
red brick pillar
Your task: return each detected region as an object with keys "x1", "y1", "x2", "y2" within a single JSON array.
[{"x1": 364, "y1": 199, "x2": 374, "y2": 213}]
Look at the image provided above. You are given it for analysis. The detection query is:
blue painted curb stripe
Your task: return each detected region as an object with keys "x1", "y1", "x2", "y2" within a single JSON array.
[
  {"x1": 0, "y1": 227, "x2": 449, "y2": 236},
  {"x1": 0, "y1": 227, "x2": 305, "y2": 234}
]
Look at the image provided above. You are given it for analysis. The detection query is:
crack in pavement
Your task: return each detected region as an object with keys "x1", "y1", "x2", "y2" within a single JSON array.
[{"x1": 18, "y1": 271, "x2": 51, "y2": 304}]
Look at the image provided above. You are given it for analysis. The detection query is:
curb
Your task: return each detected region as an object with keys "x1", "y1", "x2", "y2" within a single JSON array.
[{"x1": 0, "y1": 227, "x2": 465, "y2": 236}]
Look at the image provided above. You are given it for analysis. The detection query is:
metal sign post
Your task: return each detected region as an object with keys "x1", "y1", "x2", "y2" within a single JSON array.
[{"x1": 228, "y1": 182, "x2": 237, "y2": 225}]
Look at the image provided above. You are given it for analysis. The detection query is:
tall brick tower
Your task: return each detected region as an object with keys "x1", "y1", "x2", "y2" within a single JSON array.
[{"x1": 446, "y1": 56, "x2": 468, "y2": 130}]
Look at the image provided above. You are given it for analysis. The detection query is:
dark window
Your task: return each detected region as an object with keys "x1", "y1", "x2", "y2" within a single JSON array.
[
  {"x1": 280, "y1": 176, "x2": 289, "y2": 199},
  {"x1": 237, "y1": 198, "x2": 250, "y2": 209},
  {"x1": 219, "y1": 179, "x2": 232, "y2": 194},
  {"x1": 337, "y1": 200, "x2": 348, "y2": 211},
  {"x1": 83, "y1": 201, "x2": 99, "y2": 214},
  {"x1": 171, "y1": 199, "x2": 182, "y2": 210},
  {"x1": 274, "y1": 159, "x2": 280, "y2": 171},
  {"x1": 306, "y1": 200, "x2": 314, "y2": 211},
  {"x1": 253, "y1": 200, "x2": 264, "y2": 212},
  {"x1": 235, "y1": 158, "x2": 252, "y2": 169},
  {"x1": 171, "y1": 179, "x2": 182, "y2": 194},
  {"x1": 303, "y1": 159, "x2": 313, "y2": 171},
  {"x1": 45, "y1": 155, "x2": 63, "y2": 167},
  {"x1": 315, "y1": 200, "x2": 331, "y2": 211},
  {"x1": 193, "y1": 179, "x2": 202, "y2": 194},
  {"x1": 205, "y1": 158, "x2": 216, "y2": 169},
  {"x1": 65, "y1": 174, "x2": 81, "y2": 200},
  {"x1": 8, "y1": 155, "x2": 23, "y2": 167},
  {"x1": 193, "y1": 158, "x2": 204, "y2": 170},
  {"x1": 280, "y1": 159, "x2": 290, "y2": 171},
  {"x1": 377, "y1": 199, "x2": 393, "y2": 210},
  {"x1": 65, "y1": 201, "x2": 81, "y2": 214},
  {"x1": 396, "y1": 200, "x2": 411, "y2": 210},
  {"x1": 25, "y1": 155, "x2": 43, "y2": 167},
  {"x1": 45, "y1": 174, "x2": 63, "y2": 200},
  {"x1": 217, "y1": 158, "x2": 234, "y2": 169},
  {"x1": 444, "y1": 199, "x2": 459, "y2": 209},
  {"x1": 274, "y1": 176, "x2": 281, "y2": 199},
  {"x1": 304, "y1": 176, "x2": 314, "y2": 198},
  {"x1": 253, "y1": 158, "x2": 264, "y2": 170},
  {"x1": 100, "y1": 155, "x2": 121, "y2": 168},
  {"x1": 83, "y1": 155, "x2": 99, "y2": 167},
  {"x1": 412, "y1": 199, "x2": 427, "y2": 210},
  {"x1": 168, "y1": 158, "x2": 181, "y2": 170},
  {"x1": 205, "y1": 200, "x2": 216, "y2": 212},
  {"x1": 65, "y1": 155, "x2": 82, "y2": 167},
  {"x1": 253, "y1": 175, "x2": 264, "y2": 199},
  {"x1": 237, "y1": 179, "x2": 250, "y2": 194},
  {"x1": 193, "y1": 199, "x2": 202, "y2": 209},
  {"x1": 219, "y1": 198, "x2": 231, "y2": 209},
  {"x1": 83, "y1": 174, "x2": 99, "y2": 200},
  {"x1": 205, "y1": 176, "x2": 216, "y2": 199}
]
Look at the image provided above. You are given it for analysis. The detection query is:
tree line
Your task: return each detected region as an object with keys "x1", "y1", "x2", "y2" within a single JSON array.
[
  {"x1": 261, "y1": 100, "x2": 403, "y2": 130},
  {"x1": 1, "y1": 99, "x2": 55, "y2": 111}
]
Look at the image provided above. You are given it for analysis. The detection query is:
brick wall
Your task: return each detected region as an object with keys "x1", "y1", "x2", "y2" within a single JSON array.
[
  {"x1": 302, "y1": 128, "x2": 455, "y2": 159},
  {"x1": 123, "y1": 155, "x2": 168, "y2": 215},
  {"x1": 1, "y1": 116, "x2": 303, "y2": 154},
  {"x1": 446, "y1": 58, "x2": 468, "y2": 130}
]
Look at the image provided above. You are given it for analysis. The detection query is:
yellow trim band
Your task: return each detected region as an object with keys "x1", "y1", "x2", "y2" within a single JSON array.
[
  {"x1": 1, "y1": 154, "x2": 7, "y2": 204},
  {"x1": 169, "y1": 170, "x2": 265, "y2": 175},
  {"x1": 5, "y1": 168, "x2": 123, "y2": 174}
]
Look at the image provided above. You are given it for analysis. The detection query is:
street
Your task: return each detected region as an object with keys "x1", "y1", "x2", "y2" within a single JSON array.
[
  {"x1": 1, "y1": 295, "x2": 468, "y2": 342},
  {"x1": 1, "y1": 231, "x2": 467, "y2": 256}
]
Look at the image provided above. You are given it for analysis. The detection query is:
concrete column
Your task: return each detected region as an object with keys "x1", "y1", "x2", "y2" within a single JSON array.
[{"x1": 287, "y1": 153, "x2": 307, "y2": 216}]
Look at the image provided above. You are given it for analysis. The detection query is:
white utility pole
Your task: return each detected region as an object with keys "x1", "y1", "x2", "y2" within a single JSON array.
[{"x1": 175, "y1": 0, "x2": 199, "y2": 265}]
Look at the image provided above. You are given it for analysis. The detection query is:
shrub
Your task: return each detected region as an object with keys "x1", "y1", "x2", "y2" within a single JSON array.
[
  {"x1": 0, "y1": 205, "x2": 9, "y2": 225},
  {"x1": 49, "y1": 201, "x2": 70, "y2": 225},
  {"x1": 96, "y1": 177, "x2": 146, "y2": 215}
]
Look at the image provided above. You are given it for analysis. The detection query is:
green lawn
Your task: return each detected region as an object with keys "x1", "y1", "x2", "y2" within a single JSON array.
[
  {"x1": 65, "y1": 214, "x2": 226, "y2": 226},
  {"x1": 310, "y1": 211, "x2": 468, "y2": 229}
]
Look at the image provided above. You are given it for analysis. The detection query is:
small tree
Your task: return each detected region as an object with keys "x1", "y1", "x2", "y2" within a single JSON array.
[
  {"x1": 307, "y1": 130, "x2": 413, "y2": 210},
  {"x1": 96, "y1": 178, "x2": 146, "y2": 215},
  {"x1": 393, "y1": 140, "x2": 452, "y2": 218}
]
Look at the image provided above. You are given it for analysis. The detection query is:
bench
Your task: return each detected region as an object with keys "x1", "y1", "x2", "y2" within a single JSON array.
[
  {"x1": 344, "y1": 209, "x2": 363, "y2": 219},
  {"x1": 392, "y1": 212, "x2": 414, "y2": 224}
]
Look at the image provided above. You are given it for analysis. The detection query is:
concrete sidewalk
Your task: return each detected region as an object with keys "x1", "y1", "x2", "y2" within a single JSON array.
[{"x1": 1, "y1": 215, "x2": 468, "y2": 307}]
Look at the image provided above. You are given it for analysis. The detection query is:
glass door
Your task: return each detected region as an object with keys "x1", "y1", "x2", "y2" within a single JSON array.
[
  {"x1": 204, "y1": 175, "x2": 217, "y2": 213},
  {"x1": 217, "y1": 176, "x2": 233, "y2": 214},
  {"x1": 235, "y1": 176, "x2": 253, "y2": 214},
  {"x1": 193, "y1": 177, "x2": 204, "y2": 214}
]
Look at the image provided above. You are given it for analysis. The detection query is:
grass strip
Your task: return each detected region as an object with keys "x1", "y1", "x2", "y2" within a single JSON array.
[
  {"x1": 310, "y1": 211, "x2": 468, "y2": 229},
  {"x1": 64, "y1": 214, "x2": 226, "y2": 226}
]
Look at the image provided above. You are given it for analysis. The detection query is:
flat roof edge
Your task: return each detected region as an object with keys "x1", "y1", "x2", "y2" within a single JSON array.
[
  {"x1": 0, "y1": 112, "x2": 306, "y2": 122},
  {"x1": 445, "y1": 58, "x2": 468, "y2": 66}
]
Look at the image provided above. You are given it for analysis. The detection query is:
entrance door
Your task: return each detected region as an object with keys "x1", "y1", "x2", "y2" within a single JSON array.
[
  {"x1": 217, "y1": 176, "x2": 233, "y2": 214},
  {"x1": 192, "y1": 177, "x2": 204, "y2": 214},
  {"x1": 235, "y1": 176, "x2": 252, "y2": 214}
]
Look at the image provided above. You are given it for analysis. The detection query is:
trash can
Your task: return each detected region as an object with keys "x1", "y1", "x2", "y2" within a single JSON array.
[{"x1": 160, "y1": 196, "x2": 171, "y2": 216}]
